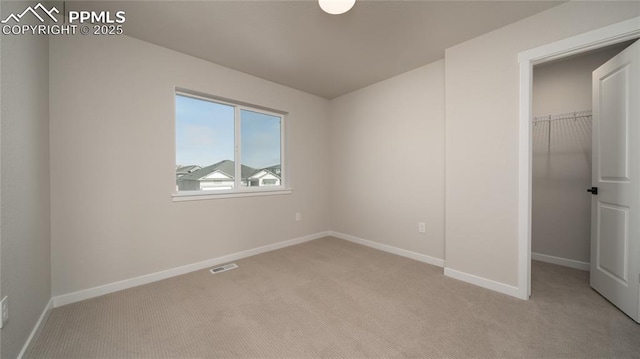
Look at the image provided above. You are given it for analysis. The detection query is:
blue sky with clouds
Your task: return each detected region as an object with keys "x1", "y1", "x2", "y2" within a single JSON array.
[{"x1": 175, "y1": 95, "x2": 281, "y2": 169}]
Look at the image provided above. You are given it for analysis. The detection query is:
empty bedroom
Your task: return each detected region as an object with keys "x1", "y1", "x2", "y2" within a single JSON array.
[{"x1": 1, "y1": 0, "x2": 639, "y2": 358}]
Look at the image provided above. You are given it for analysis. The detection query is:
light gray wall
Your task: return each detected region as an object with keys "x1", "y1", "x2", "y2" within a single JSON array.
[
  {"x1": 532, "y1": 47, "x2": 627, "y2": 264},
  {"x1": 0, "y1": 1, "x2": 52, "y2": 358},
  {"x1": 445, "y1": 1, "x2": 640, "y2": 287},
  {"x1": 329, "y1": 60, "x2": 445, "y2": 261},
  {"x1": 49, "y1": 34, "x2": 330, "y2": 296}
]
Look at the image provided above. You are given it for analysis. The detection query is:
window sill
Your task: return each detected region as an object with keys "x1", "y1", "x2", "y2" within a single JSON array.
[{"x1": 172, "y1": 188, "x2": 293, "y2": 202}]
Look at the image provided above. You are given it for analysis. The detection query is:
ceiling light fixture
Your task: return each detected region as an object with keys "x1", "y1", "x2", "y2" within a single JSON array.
[{"x1": 319, "y1": 0, "x2": 356, "y2": 15}]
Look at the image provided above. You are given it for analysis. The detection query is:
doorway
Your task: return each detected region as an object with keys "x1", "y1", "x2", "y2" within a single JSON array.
[
  {"x1": 531, "y1": 44, "x2": 632, "y2": 274},
  {"x1": 517, "y1": 17, "x2": 640, "y2": 301}
]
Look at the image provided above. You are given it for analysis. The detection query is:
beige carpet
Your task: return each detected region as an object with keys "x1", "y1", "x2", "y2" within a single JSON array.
[{"x1": 27, "y1": 237, "x2": 640, "y2": 358}]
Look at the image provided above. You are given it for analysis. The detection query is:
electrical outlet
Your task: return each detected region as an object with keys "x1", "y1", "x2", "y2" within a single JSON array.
[
  {"x1": 295, "y1": 212, "x2": 301, "y2": 222},
  {"x1": 1, "y1": 296, "x2": 7, "y2": 329},
  {"x1": 418, "y1": 222, "x2": 426, "y2": 233}
]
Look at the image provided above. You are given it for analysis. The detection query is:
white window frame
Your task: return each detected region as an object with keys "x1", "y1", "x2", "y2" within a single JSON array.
[{"x1": 173, "y1": 89, "x2": 291, "y2": 201}]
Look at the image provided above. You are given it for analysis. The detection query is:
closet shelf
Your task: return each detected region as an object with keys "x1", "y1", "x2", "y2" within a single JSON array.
[{"x1": 532, "y1": 110, "x2": 592, "y2": 124}]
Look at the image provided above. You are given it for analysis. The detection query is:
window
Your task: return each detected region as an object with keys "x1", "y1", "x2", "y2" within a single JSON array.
[
  {"x1": 175, "y1": 91, "x2": 286, "y2": 198},
  {"x1": 262, "y1": 179, "x2": 278, "y2": 186}
]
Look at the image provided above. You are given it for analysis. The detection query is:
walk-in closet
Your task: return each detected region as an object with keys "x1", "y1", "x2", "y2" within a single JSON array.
[{"x1": 531, "y1": 42, "x2": 633, "y2": 273}]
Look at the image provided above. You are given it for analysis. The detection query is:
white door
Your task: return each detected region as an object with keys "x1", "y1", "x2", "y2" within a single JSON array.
[{"x1": 590, "y1": 40, "x2": 639, "y2": 323}]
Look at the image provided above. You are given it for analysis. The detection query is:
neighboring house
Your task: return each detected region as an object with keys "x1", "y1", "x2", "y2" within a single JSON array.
[
  {"x1": 247, "y1": 165, "x2": 282, "y2": 187},
  {"x1": 177, "y1": 160, "x2": 281, "y2": 191}
]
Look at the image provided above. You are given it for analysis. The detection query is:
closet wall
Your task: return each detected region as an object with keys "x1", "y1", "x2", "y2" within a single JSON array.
[{"x1": 532, "y1": 44, "x2": 628, "y2": 267}]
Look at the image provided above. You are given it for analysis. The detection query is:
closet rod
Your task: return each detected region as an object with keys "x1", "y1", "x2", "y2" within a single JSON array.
[
  {"x1": 532, "y1": 110, "x2": 592, "y2": 152},
  {"x1": 532, "y1": 110, "x2": 592, "y2": 124}
]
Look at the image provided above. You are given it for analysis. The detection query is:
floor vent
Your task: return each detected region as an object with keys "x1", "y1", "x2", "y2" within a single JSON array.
[{"x1": 209, "y1": 263, "x2": 238, "y2": 274}]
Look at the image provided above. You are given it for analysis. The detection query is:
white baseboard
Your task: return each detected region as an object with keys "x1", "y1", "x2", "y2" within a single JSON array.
[
  {"x1": 17, "y1": 298, "x2": 53, "y2": 359},
  {"x1": 328, "y1": 231, "x2": 445, "y2": 267},
  {"x1": 444, "y1": 267, "x2": 524, "y2": 299},
  {"x1": 532, "y1": 252, "x2": 590, "y2": 271},
  {"x1": 53, "y1": 231, "x2": 330, "y2": 308}
]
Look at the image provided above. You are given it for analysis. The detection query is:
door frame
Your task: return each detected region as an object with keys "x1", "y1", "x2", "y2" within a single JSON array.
[{"x1": 517, "y1": 17, "x2": 640, "y2": 299}]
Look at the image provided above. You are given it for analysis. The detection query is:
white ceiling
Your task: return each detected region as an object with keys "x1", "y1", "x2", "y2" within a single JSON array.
[{"x1": 69, "y1": 0, "x2": 564, "y2": 99}]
